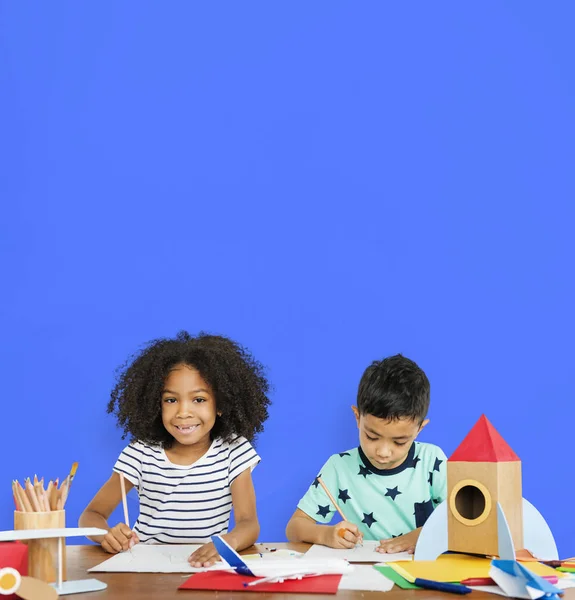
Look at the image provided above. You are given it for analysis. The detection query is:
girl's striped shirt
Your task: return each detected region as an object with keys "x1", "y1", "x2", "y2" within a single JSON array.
[{"x1": 113, "y1": 436, "x2": 260, "y2": 544}]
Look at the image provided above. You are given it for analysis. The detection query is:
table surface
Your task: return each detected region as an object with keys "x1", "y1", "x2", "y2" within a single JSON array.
[{"x1": 67, "y1": 543, "x2": 575, "y2": 600}]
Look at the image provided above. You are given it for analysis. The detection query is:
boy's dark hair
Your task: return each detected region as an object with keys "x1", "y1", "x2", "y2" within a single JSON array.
[
  {"x1": 107, "y1": 331, "x2": 271, "y2": 447},
  {"x1": 357, "y1": 354, "x2": 429, "y2": 423}
]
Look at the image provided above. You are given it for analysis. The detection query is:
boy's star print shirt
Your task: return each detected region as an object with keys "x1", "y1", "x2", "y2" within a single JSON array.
[{"x1": 297, "y1": 442, "x2": 447, "y2": 540}]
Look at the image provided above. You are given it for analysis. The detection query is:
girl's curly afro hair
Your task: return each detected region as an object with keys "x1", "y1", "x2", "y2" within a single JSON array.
[{"x1": 107, "y1": 331, "x2": 271, "y2": 447}]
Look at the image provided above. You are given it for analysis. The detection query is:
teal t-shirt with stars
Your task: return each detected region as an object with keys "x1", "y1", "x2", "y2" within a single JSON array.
[{"x1": 297, "y1": 442, "x2": 447, "y2": 540}]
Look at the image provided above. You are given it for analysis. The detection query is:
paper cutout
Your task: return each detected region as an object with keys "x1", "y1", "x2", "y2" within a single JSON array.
[
  {"x1": 497, "y1": 502, "x2": 516, "y2": 560},
  {"x1": 374, "y1": 565, "x2": 420, "y2": 589},
  {"x1": 413, "y1": 500, "x2": 448, "y2": 561},
  {"x1": 179, "y1": 571, "x2": 341, "y2": 594},
  {"x1": 522, "y1": 498, "x2": 559, "y2": 560},
  {"x1": 212, "y1": 535, "x2": 255, "y2": 576},
  {"x1": 487, "y1": 559, "x2": 563, "y2": 599},
  {"x1": 389, "y1": 553, "x2": 562, "y2": 583},
  {"x1": 305, "y1": 540, "x2": 411, "y2": 563}
]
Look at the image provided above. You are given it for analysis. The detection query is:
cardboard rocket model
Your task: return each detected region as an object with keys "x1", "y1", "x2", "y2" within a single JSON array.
[{"x1": 414, "y1": 415, "x2": 559, "y2": 561}]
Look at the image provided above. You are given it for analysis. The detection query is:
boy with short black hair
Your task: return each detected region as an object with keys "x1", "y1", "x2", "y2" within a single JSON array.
[{"x1": 285, "y1": 354, "x2": 446, "y2": 554}]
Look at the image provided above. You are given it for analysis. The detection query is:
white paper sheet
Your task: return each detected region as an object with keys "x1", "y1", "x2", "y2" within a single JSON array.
[
  {"x1": 339, "y1": 565, "x2": 394, "y2": 591},
  {"x1": 305, "y1": 540, "x2": 412, "y2": 563},
  {"x1": 88, "y1": 544, "x2": 227, "y2": 573}
]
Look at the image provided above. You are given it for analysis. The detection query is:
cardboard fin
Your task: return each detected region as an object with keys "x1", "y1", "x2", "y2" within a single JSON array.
[
  {"x1": 413, "y1": 500, "x2": 448, "y2": 561},
  {"x1": 522, "y1": 498, "x2": 559, "y2": 560},
  {"x1": 497, "y1": 502, "x2": 516, "y2": 560}
]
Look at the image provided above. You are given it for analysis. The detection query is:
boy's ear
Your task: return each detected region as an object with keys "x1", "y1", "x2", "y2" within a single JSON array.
[
  {"x1": 419, "y1": 418, "x2": 430, "y2": 433},
  {"x1": 351, "y1": 406, "x2": 360, "y2": 427}
]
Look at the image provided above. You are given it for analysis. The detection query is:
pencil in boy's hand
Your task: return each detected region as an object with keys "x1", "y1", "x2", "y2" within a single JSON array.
[{"x1": 316, "y1": 476, "x2": 363, "y2": 546}]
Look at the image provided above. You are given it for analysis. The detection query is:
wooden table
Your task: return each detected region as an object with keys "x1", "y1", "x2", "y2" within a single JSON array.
[{"x1": 67, "y1": 543, "x2": 575, "y2": 599}]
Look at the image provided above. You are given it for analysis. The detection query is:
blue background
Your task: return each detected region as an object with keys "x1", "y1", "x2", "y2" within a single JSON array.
[{"x1": 1, "y1": 1, "x2": 574, "y2": 556}]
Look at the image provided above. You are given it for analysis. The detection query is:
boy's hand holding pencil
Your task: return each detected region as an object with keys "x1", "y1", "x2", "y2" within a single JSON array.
[
  {"x1": 321, "y1": 521, "x2": 363, "y2": 549},
  {"x1": 316, "y1": 476, "x2": 364, "y2": 549}
]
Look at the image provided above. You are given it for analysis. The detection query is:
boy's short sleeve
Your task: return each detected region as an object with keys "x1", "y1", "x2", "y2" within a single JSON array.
[
  {"x1": 297, "y1": 455, "x2": 339, "y2": 524},
  {"x1": 430, "y1": 447, "x2": 448, "y2": 504},
  {"x1": 113, "y1": 442, "x2": 143, "y2": 490},
  {"x1": 228, "y1": 436, "x2": 261, "y2": 484}
]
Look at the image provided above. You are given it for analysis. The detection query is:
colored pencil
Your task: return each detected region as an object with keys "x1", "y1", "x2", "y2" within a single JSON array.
[
  {"x1": 25, "y1": 479, "x2": 41, "y2": 512},
  {"x1": 15, "y1": 481, "x2": 33, "y2": 512},
  {"x1": 316, "y1": 476, "x2": 363, "y2": 545}
]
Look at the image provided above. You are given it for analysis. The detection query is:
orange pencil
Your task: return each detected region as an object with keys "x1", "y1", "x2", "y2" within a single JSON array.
[{"x1": 316, "y1": 476, "x2": 363, "y2": 546}]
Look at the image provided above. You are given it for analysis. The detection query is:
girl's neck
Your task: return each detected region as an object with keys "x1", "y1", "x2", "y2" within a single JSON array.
[{"x1": 165, "y1": 435, "x2": 213, "y2": 466}]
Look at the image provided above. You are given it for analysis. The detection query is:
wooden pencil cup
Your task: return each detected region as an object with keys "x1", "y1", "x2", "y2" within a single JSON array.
[{"x1": 13, "y1": 510, "x2": 67, "y2": 584}]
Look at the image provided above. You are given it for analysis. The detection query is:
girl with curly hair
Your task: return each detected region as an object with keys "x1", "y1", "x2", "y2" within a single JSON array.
[{"x1": 79, "y1": 331, "x2": 271, "y2": 567}]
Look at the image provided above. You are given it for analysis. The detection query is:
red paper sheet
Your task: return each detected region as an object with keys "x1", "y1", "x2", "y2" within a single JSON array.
[{"x1": 179, "y1": 570, "x2": 342, "y2": 594}]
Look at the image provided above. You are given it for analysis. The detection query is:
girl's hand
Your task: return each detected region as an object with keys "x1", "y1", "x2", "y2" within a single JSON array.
[
  {"x1": 101, "y1": 523, "x2": 139, "y2": 554},
  {"x1": 188, "y1": 542, "x2": 220, "y2": 568},
  {"x1": 320, "y1": 521, "x2": 362, "y2": 549}
]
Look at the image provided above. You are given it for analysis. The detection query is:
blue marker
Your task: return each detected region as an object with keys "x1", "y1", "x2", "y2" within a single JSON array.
[{"x1": 414, "y1": 579, "x2": 472, "y2": 595}]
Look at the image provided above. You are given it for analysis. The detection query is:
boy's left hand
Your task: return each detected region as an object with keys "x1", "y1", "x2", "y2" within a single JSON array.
[
  {"x1": 377, "y1": 529, "x2": 420, "y2": 554},
  {"x1": 188, "y1": 542, "x2": 220, "y2": 568}
]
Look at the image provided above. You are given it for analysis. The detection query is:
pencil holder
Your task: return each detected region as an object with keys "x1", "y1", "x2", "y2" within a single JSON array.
[{"x1": 13, "y1": 510, "x2": 66, "y2": 584}]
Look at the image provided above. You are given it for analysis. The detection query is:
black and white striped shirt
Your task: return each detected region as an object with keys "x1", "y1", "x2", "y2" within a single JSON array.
[{"x1": 113, "y1": 436, "x2": 260, "y2": 544}]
